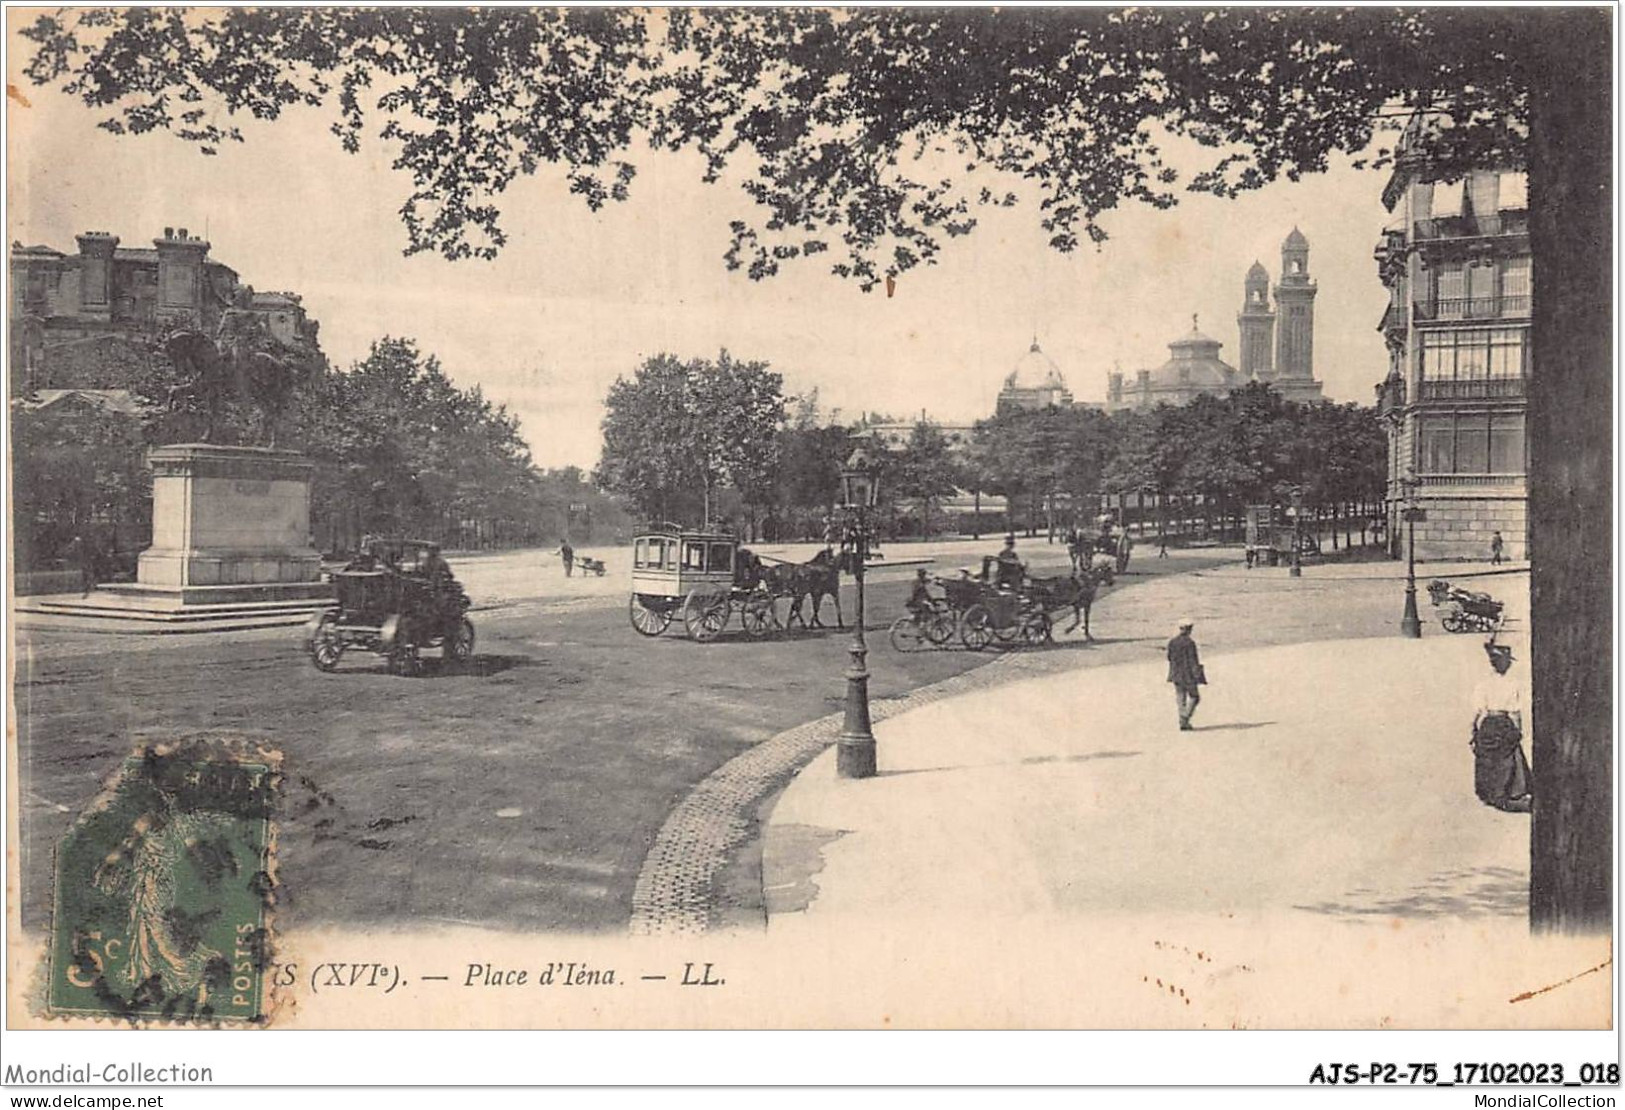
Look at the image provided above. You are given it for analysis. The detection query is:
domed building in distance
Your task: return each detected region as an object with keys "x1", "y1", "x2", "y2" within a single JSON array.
[
  {"x1": 1106, "y1": 230, "x2": 1326, "y2": 412},
  {"x1": 1106, "y1": 317, "x2": 1241, "y2": 411},
  {"x1": 995, "y1": 338, "x2": 1075, "y2": 414}
]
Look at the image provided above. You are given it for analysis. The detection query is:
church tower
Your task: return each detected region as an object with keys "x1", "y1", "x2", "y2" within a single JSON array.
[
  {"x1": 1237, "y1": 260, "x2": 1275, "y2": 381},
  {"x1": 1273, "y1": 227, "x2": 1316, "y2": 381}
]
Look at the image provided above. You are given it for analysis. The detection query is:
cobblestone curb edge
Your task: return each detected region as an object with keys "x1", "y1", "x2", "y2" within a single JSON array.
[{"x1": 628, "y1": 639, "x2": 1099, "y2": 935}]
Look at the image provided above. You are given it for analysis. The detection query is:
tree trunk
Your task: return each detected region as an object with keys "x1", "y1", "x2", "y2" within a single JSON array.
[{"x1": 1528, "y1": 13, "x2": 1613, "y2": 934}]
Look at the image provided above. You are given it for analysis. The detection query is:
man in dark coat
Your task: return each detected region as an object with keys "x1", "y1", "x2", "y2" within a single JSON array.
[
  {"x1": 1166, "y1": 617, "x2": 1205, "y2": 731},
  {"x1": 558, "y1": 539, "x2": 574, "y2": 577},
  {"x1": 994, "y1": 534, "x2": 1025, "y2": 590}
]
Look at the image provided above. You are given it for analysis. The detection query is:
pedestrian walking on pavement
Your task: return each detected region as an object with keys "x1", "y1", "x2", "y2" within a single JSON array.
[
  {"x1": 1166, "y1": 617, "x2": 1205, "y2": 731},
  {"x1": 558, "y1": 539, "x2": 575, "y2": 577},
  {"x1": 1470, "y1": 637, "x2": 1532, "y2": 812},
  {"x1": 1490, "y1": 530, "x2": 1504, "y2": 566}
]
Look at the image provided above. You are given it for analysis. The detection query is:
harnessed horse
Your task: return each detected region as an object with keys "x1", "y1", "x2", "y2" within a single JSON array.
[
  {"x1": 1024, "y1": 573, "x2": 1099, "y2": 640},
  {"x1": 762, "y1": 548, "x2": 852, "y2": 630}
]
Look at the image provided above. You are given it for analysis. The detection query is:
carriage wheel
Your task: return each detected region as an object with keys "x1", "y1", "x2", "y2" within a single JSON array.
[
  {"x1": 683, "y1": 589, "x2": 730, "y2": 642},
  {"x1": 1441, "y1": 611, "x2": 1469, "y2": 633},
  {"x1": 629, "y1": 594, "x2": 673, "y2": 637},
  {"x1": 889, "y1": 615, "x2": 926, "y2": 653},
  {"x1": 740, "y1": 592, "x2": 780, "y2": 638},
  {"x1": 960, "y1": 605, "x2": 995, "y2": 652},
  {"x1": 309, "y1": 613, "x2": 344, "y2": 672},
  {"x1": 924, "y1": 607, "x2": 957, "y2": 646},
  {"x1": 443, "y1": 618, "x2": 475, "y2": 664},
  {"x1": 1021, "y1": 610, "x2": 1053, "y2": 646}
]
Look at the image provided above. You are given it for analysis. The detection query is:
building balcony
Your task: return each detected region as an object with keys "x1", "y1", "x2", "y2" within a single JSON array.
[
  {"x1": 1413, "y1": 295, "x2": 1531, "y2": 321},
  {"x1": 1413, "y1": 212, "x2": 1529, "y2": 241},
  {"x1": 1416, "y1": 377, "x2": 1527, "y2": 401},
  {"x1": 1416, "y1": 472, "x2": 1527, "y2": 490}
]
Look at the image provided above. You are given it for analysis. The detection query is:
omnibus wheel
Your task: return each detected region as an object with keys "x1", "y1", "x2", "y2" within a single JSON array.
[{"x1": 630, "y1": 594, "x2": 672, "y2": 636}]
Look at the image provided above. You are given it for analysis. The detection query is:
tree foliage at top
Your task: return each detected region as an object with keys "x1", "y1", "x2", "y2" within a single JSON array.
[
  {"x1": 595, "y1": 350, "x2": 786, "y2": 526},
  {"x1": 19, "y1": 8, "x2": 1540, "y2": 285}
]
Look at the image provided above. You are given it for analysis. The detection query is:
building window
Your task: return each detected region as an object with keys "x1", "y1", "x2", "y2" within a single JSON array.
[
  {"x1": 1419, "y1": 328, "x2": 1527, "y2": 381},
  {"x1": 1489, "y1": 413, "x2": 1525, "y2": 473},
  {"x1": 1416, "y1": 413, "x2": 1526, "y2": 475},
  {"x1": 1502, "y1": 256, "x2": 1531, "y2": 299},
  {"x1": 1435, "y1": 262, "x2": 1465, "y2": 305}
]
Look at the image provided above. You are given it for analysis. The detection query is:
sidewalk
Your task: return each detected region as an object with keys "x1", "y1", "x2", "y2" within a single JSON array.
[
  {"x1": 760, "y1": 630, "x2": 1606, "y2": 1028},
  {"x1": 1197, "y1": 550, "x2": 1530, "y2": 581}
]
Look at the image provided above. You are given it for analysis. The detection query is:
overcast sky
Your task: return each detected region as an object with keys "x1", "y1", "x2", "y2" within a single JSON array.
[{"x1": 8, "y1": 38, "x2": 1395, "y2": 471}]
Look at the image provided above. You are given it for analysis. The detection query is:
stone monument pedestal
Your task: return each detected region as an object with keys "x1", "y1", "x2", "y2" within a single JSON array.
[
  {"x1": 132, "y1": 443, "x2": 326, "y2": 602},
  {"x1": 28, "y1": 444, "x2": 332, "y2": 629}
]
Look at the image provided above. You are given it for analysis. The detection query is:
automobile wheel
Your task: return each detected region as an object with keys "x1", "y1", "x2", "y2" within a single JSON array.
[
  {"x1": 444, "y1": 618, "x2": 475, "y2": 664},
  {"x1": 309, "y1": 614, "x2": 344, "y2": 672}
]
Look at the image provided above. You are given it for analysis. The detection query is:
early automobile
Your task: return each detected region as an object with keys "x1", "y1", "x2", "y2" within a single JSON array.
[{"x1": 306, "y1": 537, "x2": 475, "y2": 674}]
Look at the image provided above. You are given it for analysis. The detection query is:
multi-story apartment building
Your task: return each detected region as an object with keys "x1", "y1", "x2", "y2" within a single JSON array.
[{"x1": 1374, "y1": 120, "x2": 1530, "y2": 560}]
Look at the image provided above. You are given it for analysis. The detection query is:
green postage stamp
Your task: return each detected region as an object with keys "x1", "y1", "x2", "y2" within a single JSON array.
[{"x1": 46, "y1": 739, "x2": 280, "y2": 1024}]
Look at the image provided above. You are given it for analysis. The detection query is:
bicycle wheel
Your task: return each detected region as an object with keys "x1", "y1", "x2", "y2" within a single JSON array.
[{"x1": 889, "y1": 615, "x2": 925, "y2": 652}]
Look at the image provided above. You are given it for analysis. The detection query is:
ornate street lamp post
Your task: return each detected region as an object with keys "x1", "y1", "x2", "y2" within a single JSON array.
[
  {"x1": 1400, "y1": 470, "x2": 1423, "y2": 638},
  {"x1": 837, "y1": 444, "x2": 880, "y2": 779},
  {"x1": 1289, "y1": 485, "x2": 1304, "y2": 578}
]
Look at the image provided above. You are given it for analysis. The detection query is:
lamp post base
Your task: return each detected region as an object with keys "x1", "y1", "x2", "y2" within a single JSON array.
[
  {"x1": 1401, "y1": 586, "x2": 1423, "y2": 638},
  {"x1": 837, "y1": 733, "x2": 877, "y2": 779}
]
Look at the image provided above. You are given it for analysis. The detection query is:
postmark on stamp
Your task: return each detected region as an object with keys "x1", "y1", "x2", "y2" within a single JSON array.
[{"x1": 46, "y1": 738, "x2": 280, "y2": 1024}]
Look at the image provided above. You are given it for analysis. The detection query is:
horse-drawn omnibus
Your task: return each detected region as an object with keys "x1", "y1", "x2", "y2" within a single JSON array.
[{"x1": 627, "y1": 524, "x2": 778, "y2": 640}]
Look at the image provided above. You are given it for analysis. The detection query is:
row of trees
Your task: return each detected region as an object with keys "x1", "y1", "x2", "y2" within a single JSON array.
[
  {"x1": 13, "y1": 336, "x2": 634, "y2": 575},
  {"x1": 594, "y1": 356, "x2": 1388, "y2": 545}
]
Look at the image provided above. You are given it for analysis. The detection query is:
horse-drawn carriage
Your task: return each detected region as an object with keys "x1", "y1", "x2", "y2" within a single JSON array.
[
  {"x1": 1068, "y1": 519, "x2": 1132, "y2": 583},
  {"x1": 306, "y1": 537, "x2": 474, "y2": 675},
  {"x1": 627, "y1": 525, "x2": 779, "y2": 641},
  {"x1": 628, "y1": 524, "x2": 858, "y2": 642},
  {"x1": 1427, "y1": 579, "x2": 1505, "y2": 633},
  {"x1": 890, "y1": 557, "x2": 1094, "y2": 652}
]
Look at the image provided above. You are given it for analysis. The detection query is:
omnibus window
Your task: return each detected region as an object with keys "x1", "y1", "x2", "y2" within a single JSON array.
[
  {"x1": 709, "y1": 543, "x2": 734, "y2": 574},
  {"x1": 634, "y1": 539, "x2": 648, "y2": 569},
  {"x1": 683, "y1": 542, "x2": 707, "y2": 571}
]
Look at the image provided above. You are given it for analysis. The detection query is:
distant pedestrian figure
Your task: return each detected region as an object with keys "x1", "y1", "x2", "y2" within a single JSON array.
[
  {"x1": 1166, "y1": 618, "x2": 1205, "y2": 731},
  {"x1": 1490, "y1": 530, "x2": 1505, "y2": 566},
  {"x1": 994, "y1": 534, "x2": 1025, "y2": 590},
  {"x1": 1158, "y1": 531, "x2": 1169, "y2": 559},
  {"x1": 65, "y1": 534, "x2": 96, "y2": 597},
  {"x1": 558, "y1": 539, "x2": 575, "y2": 577}
]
